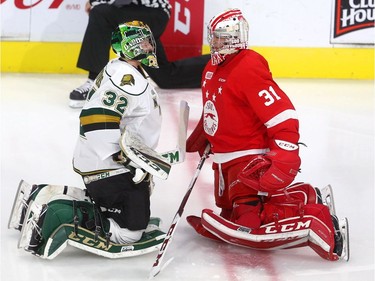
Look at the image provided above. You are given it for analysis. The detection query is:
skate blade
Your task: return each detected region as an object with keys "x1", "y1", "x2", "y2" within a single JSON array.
[
  {"x1": 321, "y1": 184, "x2": 336, "y2": 216},
  {"x1": 17, "y1": 200, "x2": 37, "y2": 249},
  {"x1": 339, "y1": 217, "x2": 350, "y2": 262},
  {"x1": 8, "y1": 180, "x2": 31, "y2": 230}
]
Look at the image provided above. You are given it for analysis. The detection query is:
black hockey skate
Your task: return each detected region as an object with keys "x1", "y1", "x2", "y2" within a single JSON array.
[{"x1": 69, "y1": 79, "x2": 93, "y2": 108}]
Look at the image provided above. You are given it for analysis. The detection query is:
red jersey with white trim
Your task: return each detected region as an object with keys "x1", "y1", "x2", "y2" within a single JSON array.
[{"x1": 201, "y1": 49, "x2": 299, "y2": 162}]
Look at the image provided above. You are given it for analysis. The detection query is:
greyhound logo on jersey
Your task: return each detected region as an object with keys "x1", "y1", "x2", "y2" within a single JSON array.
[
  {"x1": 203, "y1": 100, "x2": 218, "y2": 136},
  {"x1": 120, "y1": 74, "x2": 135, "y2": 86}
]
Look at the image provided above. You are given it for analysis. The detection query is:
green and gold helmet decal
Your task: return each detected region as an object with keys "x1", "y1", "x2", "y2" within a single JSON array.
[{"x1": 111, "y1": 21, "x2": 159, "y2": 68}]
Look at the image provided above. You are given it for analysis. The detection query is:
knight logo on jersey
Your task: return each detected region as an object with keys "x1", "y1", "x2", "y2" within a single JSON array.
[
  {"x1": 203, "y1": 100, "x2": 218, "y2": 136},
  {"x1": 120, "y1": 74, "x2": 135, "y2": 86}
]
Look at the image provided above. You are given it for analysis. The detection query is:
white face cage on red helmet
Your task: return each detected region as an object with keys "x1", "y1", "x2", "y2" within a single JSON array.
[{"x1": 207, "y1": 8, "x2": 249, "y2": 65}]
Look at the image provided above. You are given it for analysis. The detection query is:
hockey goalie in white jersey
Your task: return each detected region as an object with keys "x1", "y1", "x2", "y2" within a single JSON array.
[{"x1": 8, "y1": 21, "x2": 173, "y2": 259}]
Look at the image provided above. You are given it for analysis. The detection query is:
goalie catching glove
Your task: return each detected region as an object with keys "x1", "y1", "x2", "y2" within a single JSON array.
[
  {"x1": 112, "y1": 151, "x2": 147, "y2": 183},
  {"x1": 186, "y1": 114, "x2": 211, "y2": 157},
  {"x1": 112, "y1": 150, "x2": 131, "y2": 166},
  {"x1": 238, "y1": 140, "x2": 301, "y2": 193},
  {"x1": 119, "y1": 130, "x2": 171, "y2": 181}
]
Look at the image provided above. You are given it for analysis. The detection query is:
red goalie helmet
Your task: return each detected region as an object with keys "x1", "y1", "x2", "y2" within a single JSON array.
[{"x1": 207, "y1": 8, "x2": 249, "y2": 65}]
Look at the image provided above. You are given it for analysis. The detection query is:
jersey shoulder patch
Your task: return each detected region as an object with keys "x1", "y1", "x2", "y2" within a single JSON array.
[{"x1": 106, "y1": 59, "x2": 149, "y2": 96}]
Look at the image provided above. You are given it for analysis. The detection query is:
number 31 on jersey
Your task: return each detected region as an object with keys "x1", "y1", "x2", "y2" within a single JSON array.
[{"x1": 258, "y1": 86, "x2": 282, "y2": 106}]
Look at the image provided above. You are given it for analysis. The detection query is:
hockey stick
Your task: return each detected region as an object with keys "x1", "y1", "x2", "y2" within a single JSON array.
[
  {"x1": 160, "y1": 100, "x2": 189, "y2": 165},
  {"x1": 149, "y1": 144, "x2": 211, "y2": 278},
  {"x1": 83, "y1": 168, "x2": 128, "y2": 184}
]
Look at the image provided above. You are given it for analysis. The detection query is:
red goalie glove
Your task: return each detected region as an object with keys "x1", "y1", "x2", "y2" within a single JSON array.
[
  {"x1": 186, "y1": 114, "x2": 210, "y2": 156},
  {"x1": 238, "y1": 149, "x2": 301, "y2": 193}
]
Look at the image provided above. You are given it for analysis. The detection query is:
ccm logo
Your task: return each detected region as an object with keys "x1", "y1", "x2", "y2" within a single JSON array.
[
  {"x1": 174, "y1": 0, "x2": 191, "y2": 35},
  {"x1": 265, "y1": 219, "x2": 312, "y2": 234}
]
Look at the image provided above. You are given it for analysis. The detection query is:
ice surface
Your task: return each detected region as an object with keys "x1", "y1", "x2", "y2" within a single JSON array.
[{"x1": 1, "y1": 74, "x2": 374, "y2": 281}]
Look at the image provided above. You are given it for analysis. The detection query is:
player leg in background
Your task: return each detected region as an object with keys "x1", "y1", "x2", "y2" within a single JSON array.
[
  {"x1": 143, "y1": 54, "x2": 211, "y2": 89},
  {"x1": 70, "y1": 4, "x2": 209, "y2": 107},
  {"x1": 112, "y1": 5, "x2": 210, "y2": 89}
]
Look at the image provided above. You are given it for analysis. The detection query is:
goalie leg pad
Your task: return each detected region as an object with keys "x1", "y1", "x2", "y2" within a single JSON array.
[
  {"x1": 201, "y1": 208, "x2": 340, "y2": 261},
  {"x1": 66, "y1": 220, "x2": 166, "y2": 259},
  {"x1": 19, "y1": 197, "x2": 166, "y2": 259},
  {"x1": 213, "y1": 156, "x2": 260, "y2": 211},
  {"x1": 230, "y1": 198, "x2": 262, "y2": 229},
  {"x1": 42, "y1": 218, "x2": 166, "y2": 259},
  {"x1": 265, "y1": 182, "x2": 321, "y2": 205},
  {"x1": 9, "y1": 180, "x2": 90, "y2": 231},
  {"x1": 19, "y1": 199, "x2": 99, "y2": 258},
  {"x1": 186, "y1": 215, "x2": 222, "y2": 241}
]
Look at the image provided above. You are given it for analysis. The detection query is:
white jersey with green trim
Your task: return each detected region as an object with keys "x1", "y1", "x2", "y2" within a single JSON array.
[{"x1": 73, "y1": 58, "x2": 162, "y2": 175}]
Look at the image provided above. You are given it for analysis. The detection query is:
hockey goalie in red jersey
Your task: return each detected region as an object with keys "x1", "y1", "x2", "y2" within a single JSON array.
[{"x1": 186, "y1": 8, "x2": 349, "y2": 261}]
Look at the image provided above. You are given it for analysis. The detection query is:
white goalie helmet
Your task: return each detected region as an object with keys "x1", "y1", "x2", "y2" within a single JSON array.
[{"x1": 207, "y1": 8, "x2": 249, "y2": 65}]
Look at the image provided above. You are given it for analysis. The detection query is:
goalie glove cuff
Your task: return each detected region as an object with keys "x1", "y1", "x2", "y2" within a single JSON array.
[
  {"x1": 112, "y1": 151, "x2": 131, "y2": 166},
  {"x1": 260, "y1": 149, "x2": 301, "y2": 192},
  {"x1": 186, "y1": 114, "x2": 211, "y2": 157}
]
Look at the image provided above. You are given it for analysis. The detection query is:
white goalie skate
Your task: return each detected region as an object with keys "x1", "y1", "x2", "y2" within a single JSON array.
[
  {"x1": 8, "y1": 180, "x2": 35, "y2": 230},
  {"x1": 320, "y1": 185, "x2": 350, "y2": 261},
  {"x1": 17, "y1": 200, "x2": 47, "y2": 254},
  {"x1": 321, "y1": 184, "x2": 337, "y2": 216},
  {"x1": 8, "y1": 180, "x2": 90, "y2": 231}
]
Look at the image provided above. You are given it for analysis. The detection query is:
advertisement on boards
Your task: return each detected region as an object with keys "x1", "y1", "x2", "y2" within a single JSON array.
[
  {"x1": 330, "y1": 0, "x2": 375, "y2": 44},
  {"x1": 160, "y1": 0, "x2": 205, "y2": 61},
  {"x1": 0, "y1": 0, "x2": 87, "y2": 41},
  {"x1": 0, "y1": 0, "x2": 205, "y2": 59}
]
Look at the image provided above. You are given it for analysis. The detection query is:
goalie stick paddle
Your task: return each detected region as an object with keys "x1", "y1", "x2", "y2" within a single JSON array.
[
  {"x1": 160, "y1": 100, "x2": 189, "y2": 165},
  {"x1": 149, "y1": 144, "x2": 211, "y2": 279}
]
